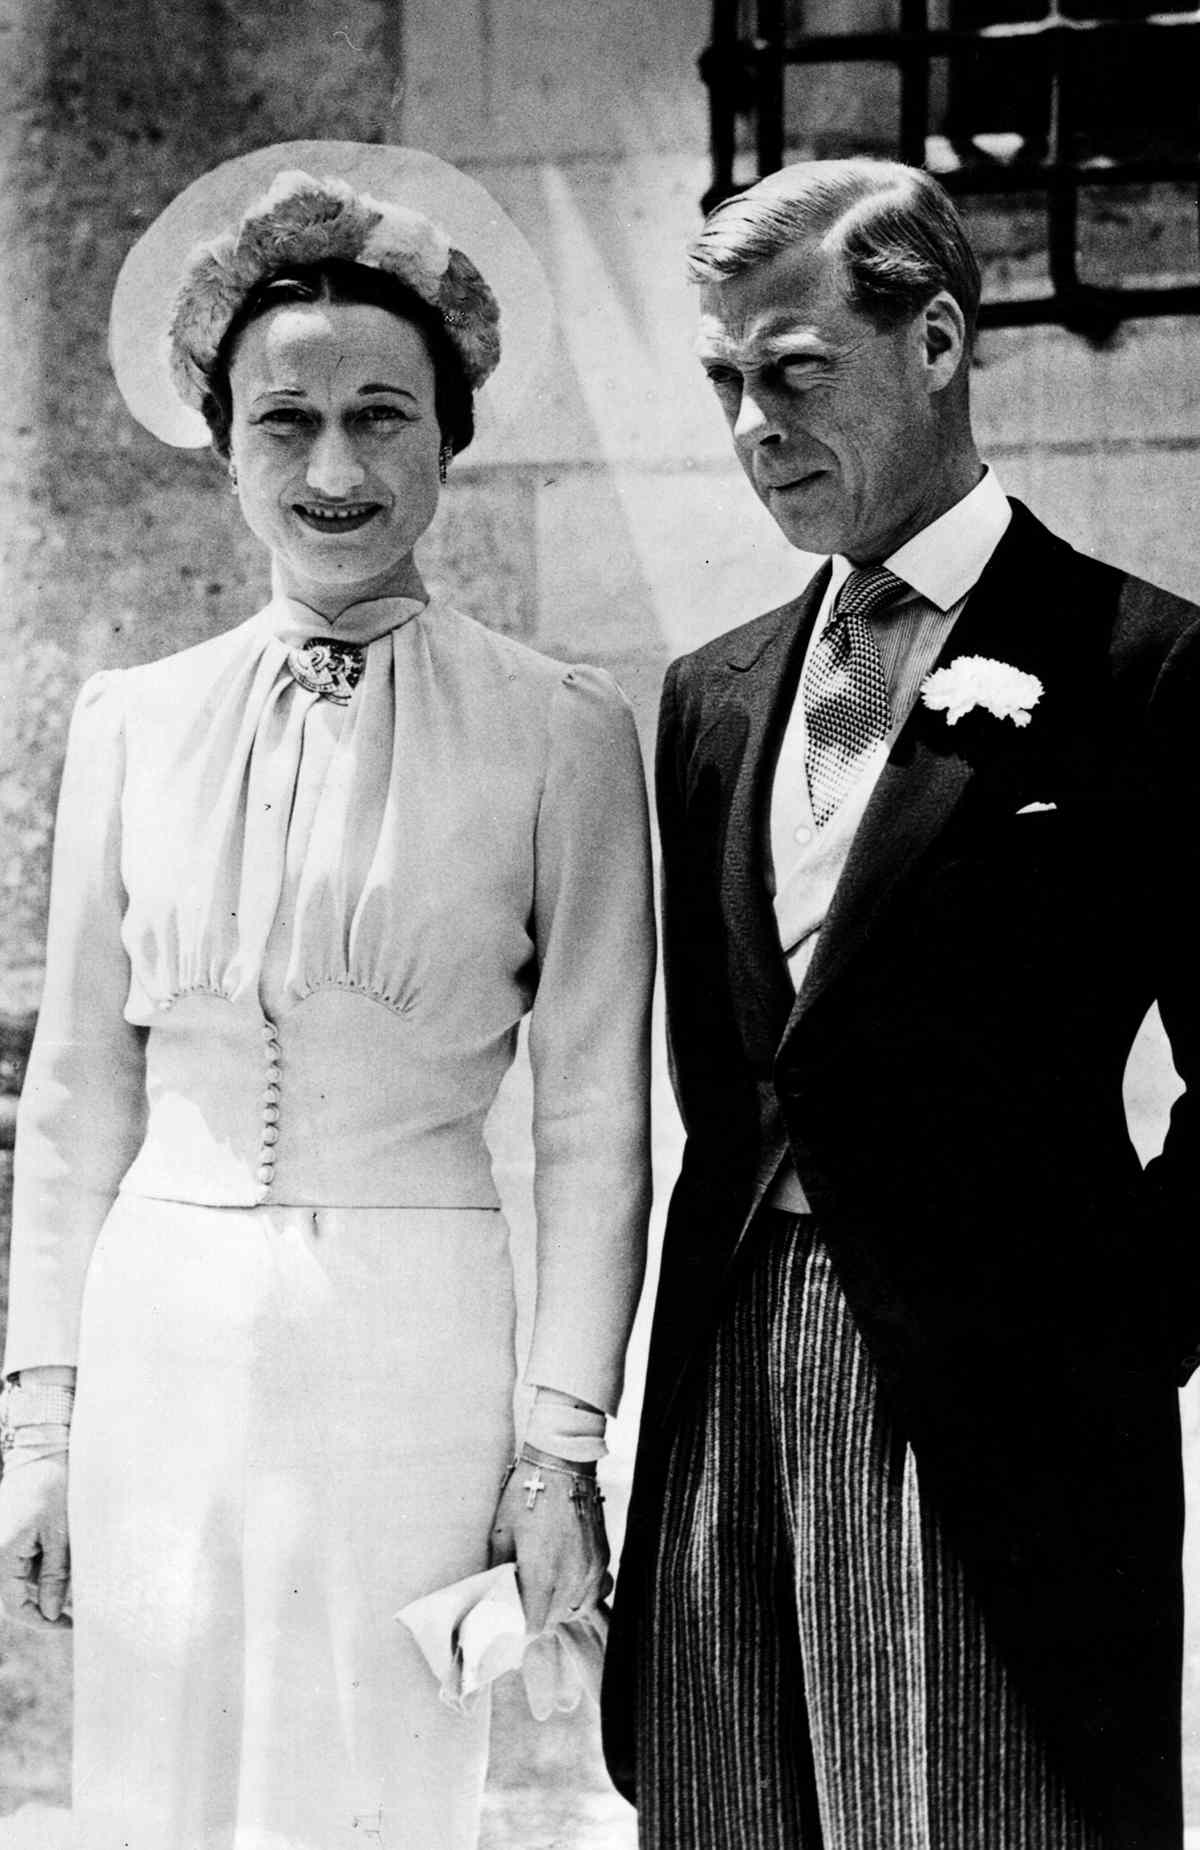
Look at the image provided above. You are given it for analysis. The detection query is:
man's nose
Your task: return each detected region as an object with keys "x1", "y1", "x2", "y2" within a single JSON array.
[
  {"x1": 306, "y1": 425, "x2": 367, "y2": 496},
  {"x1": 733, "y1": 385, "x2": 784, "y2": 446}
]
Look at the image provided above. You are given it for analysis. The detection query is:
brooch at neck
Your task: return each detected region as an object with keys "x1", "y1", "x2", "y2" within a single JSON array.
[{"x1": 286, "y1": 638, "x2": 366, "y2": 705}]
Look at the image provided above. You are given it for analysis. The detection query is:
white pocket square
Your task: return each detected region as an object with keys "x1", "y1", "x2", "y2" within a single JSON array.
[{"x1": 1016, "y1": 800, "x2": 1057, "y2": 814}]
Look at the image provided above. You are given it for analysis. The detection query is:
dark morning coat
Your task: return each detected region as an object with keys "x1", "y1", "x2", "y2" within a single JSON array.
[{"x1": 603, "y1": 501, "x2": 1200, "y2": 1849}]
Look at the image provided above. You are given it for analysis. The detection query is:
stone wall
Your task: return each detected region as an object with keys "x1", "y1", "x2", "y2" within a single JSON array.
[
  {"x1": 12, "y1": 2, "x2": 1195, "y2": 1001},
  {"x1": 1, "y1": 0, "x2": 406, "y2": 1000},
  {"x1": 2, "y1": 0, "x2": 1200, "y2": 1828}
]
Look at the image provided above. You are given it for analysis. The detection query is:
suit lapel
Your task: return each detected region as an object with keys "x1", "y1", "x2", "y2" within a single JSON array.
[
  {"x1": 782, "y1": 502, "x2": 1073, "y2": 1042},
  {"x1": 646, "y1": 505, "x2": 1101, "y2": 1452},
  {"x1": 718, "y1": 567, "x2": 830, "y2": 1052}
]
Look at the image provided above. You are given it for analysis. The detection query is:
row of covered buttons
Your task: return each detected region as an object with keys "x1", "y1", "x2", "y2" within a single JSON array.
[{"x1": 257, "y1": 1018, "x2": 282, "y2": 1188}]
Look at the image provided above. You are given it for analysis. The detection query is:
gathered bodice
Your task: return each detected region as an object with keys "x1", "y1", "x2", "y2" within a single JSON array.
[
  {"x1": 104, "y1": 592, "x2": 615, "y2": 1206},
  {"x1": 120, "y1": 592, "x2": 536, "y2": 1025},
  {"x1": 9, "y1": 589, "x2": 654, "y2": 1405}
]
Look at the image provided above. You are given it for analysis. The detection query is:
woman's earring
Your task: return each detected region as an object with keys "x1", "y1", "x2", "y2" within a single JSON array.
[
  {"x1": 438, "y1": 443, "x2": 452, "y2": 486},
  {"x1": 227, "y1": 458, "x2": 239, "y2": 493}
]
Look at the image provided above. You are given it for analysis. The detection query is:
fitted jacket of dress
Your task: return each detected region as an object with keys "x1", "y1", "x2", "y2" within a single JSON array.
[
  {"x1": 604, "y1": 503, "x2": 1200, "y2": 1849},
  {"x1": 7, "y1": 591, "x2": 655, "y2": 1415}
]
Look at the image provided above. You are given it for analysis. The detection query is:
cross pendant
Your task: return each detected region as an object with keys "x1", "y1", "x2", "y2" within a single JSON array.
[{"x1": 523, "y1": 1470, "x2": 547, "y2": 1511}]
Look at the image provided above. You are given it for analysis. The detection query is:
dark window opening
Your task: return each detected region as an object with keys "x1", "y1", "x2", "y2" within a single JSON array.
[{"x1": 700, "y1": 0, "x2": 1200, "y2": 336}]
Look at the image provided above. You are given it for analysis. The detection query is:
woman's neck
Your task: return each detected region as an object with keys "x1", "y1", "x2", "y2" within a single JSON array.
[{"x1": 272, "y1": 553, "x2": 428, "y2": 620}]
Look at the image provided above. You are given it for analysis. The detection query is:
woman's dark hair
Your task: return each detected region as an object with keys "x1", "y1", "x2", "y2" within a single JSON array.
[{"x1": 201, "y1": 259, "x2": 475, "y2": 461}]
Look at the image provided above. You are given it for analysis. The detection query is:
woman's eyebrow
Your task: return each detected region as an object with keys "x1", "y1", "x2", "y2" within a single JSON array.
[{"x1": 357, "y1": 381, "x2": 419, "y2": 397}]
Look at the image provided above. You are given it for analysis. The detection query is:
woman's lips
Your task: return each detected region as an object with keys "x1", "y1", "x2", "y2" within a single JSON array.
[{"x1": 294, "y1": 503, "x2": 381, "y2": 533}]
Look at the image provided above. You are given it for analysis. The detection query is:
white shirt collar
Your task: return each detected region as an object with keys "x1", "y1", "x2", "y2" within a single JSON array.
[{"x1": 827, "y1": 466, "x2": 1011, "y2": 614}]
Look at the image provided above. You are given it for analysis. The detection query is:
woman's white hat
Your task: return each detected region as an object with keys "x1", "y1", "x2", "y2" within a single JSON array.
[{"x1": 109, "y1": 141, "x2": 552, "y2": 448}]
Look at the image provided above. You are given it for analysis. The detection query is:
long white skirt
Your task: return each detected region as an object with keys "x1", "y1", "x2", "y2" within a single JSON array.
[{"x1": 67, "y1": 1194, "x2": 517, "y2": 1850}]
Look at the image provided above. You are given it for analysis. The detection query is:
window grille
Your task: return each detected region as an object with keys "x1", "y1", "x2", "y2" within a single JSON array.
[{"x1": 700, "y1": 0, "x2": 1200, "y2": 335}]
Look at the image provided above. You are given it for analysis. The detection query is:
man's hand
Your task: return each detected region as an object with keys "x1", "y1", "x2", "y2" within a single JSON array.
[
  {"x1": 0, "y1": 1455, "x2": 72, "y2": 1628},
  {"x1": 488, "y1": 1447, "x2": 611, "y2": 1634}
]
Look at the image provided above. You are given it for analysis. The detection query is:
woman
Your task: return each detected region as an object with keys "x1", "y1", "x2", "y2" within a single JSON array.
[{"x1": 0, "y1": 142, "x2": 654, "y2": 1850}]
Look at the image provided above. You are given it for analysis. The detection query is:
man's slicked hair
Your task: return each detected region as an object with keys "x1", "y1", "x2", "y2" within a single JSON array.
[{"x1": 687, "y1": 159, "x2": 982, "y2": 340}]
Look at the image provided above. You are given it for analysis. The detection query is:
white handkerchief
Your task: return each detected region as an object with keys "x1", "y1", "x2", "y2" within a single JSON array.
[
  {"x1": 1016, "y1": 800, "x2": 1057, "y2": 814},
  {"x1": 395, "y1": 1563, "x2": 608, "y2": 1719}
]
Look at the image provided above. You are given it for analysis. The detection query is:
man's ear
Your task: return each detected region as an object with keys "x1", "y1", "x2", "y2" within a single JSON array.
[{"x1": 920, "y1": 290, "x2": 969, "y2": 395}]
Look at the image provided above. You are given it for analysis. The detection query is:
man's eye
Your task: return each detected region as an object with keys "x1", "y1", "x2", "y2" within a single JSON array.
[{"x1": 705, "y1": 368, "x2": 741, "y2": 392}]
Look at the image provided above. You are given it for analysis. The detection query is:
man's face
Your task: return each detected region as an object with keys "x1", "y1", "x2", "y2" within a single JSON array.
[{"x1": 696, "y1": 238, "x2": 951, "y2": 563}]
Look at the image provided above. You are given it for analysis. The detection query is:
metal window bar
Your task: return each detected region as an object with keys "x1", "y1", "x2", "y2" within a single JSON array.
[{"x1": 700, "y1": 0, "x2": 1200, "y2": 336}]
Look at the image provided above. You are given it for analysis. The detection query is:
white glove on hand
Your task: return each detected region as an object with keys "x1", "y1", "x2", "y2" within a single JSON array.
[{"x1": 0, "y1": 1454, "x2": 71, "y2": 1628}]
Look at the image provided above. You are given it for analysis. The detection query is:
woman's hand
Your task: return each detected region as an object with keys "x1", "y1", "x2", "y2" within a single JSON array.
[
  {"x1": 0, "y1": 1455, "x2": 72, "y2": 1628},
  {"x1": 488, "y1": 1447, "x2": 612, "y2": 1634}
]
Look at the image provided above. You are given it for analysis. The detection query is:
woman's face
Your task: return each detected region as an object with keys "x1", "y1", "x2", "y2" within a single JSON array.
[{"x1": 227, "y1": 298, "x2": 443, "y2": 614}]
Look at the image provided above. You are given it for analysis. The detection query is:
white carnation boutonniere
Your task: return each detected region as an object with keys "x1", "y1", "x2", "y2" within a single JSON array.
[{"x1": 920, "y1": 656, "x2": 1044, "y2": 729}]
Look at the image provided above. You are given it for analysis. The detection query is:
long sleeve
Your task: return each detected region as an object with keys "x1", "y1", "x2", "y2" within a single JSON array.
[
  {"x1": 1139, "y1": 611, "x2": 1200, "y2": 1375},
  {"x1": 5, "y1": 673, "x2": 148, "y2": 1372},
  {"x1": 523, "y1": 666, "x2": 655, "y2": 1414},
  {"x1": 656, "y1": 662, "x2": 760, "y2": 1162}
]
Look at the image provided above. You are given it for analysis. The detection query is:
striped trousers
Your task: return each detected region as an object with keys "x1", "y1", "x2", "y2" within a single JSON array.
[{"x1": 636, "y1": 1212, "x2": 1102, "y2": 1850}]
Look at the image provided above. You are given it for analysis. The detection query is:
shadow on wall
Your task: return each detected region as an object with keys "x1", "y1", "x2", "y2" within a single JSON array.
[
  {"x1": 3, "y1": 0, "x2": 692, "y2": 1001},
  {"x1": 0, "y1": 0, "x2": 682, "y2": 1834}
]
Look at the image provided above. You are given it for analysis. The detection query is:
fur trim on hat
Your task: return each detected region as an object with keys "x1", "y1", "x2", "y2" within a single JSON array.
[{"x1": 168, "y1": 169, "x2": 501, "y2": 408}]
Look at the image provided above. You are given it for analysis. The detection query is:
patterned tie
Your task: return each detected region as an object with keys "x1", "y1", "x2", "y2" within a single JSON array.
[{"x1": 803, "y1": 565, "x2": 900, "y2": 827}]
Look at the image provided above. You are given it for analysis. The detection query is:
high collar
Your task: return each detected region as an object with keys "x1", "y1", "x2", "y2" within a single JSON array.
[
  {"x1": 262, "y1": 590, "x2": 429, "y2": 649},
  {"x1": 827, "y1": 465, "x2": 1012, "y2": 614}
]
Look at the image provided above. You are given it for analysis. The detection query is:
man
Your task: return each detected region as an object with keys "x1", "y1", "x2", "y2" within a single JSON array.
[{"x1": 603, "y1": 159, "x2": 1200, "y2": 1849}]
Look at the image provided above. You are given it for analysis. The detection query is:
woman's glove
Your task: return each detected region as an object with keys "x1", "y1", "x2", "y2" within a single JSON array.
[
  {"x1": 0, "y1": 1453, "x2": 72, "y2": 1628},
  {"x1": 487, "y1": 1445, "x2": 612, "y2": 1634}
]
